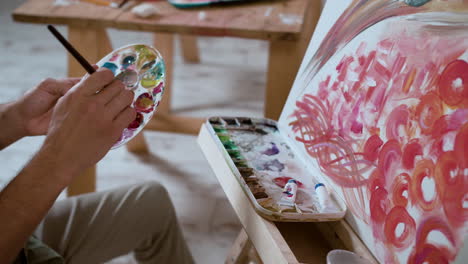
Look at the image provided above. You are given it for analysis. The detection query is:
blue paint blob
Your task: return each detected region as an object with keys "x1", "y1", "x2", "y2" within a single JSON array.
[
  {"x1": 404, "y1": 0, "x2": 431, "y2": 7},
  {"x1": 262, "y1": 142, "x2": 279, "y2": 156},
  {"x1": 152, "y1": 60, "x2": 165, "y2": 80},
  {"x1": 259, "y1": 159, "x2": 285, "y2": 172},
  {"x1": 122, "y1": 55, "x2": 136, "y2": 69},
  {"x1": 102, "y1": 62, "x2": 118, "y2": 74}
]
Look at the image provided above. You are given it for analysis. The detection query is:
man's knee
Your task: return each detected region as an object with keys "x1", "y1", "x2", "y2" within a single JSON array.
[
  {"x1": 139, "y1": 181, "x2": 170, "y2": 202},
  {"x1": 133, "y1": 181, "x2": 175, "y2": 216}
]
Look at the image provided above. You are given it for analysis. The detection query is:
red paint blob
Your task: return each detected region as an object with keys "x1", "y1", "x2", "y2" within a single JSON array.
[
  {"x1": 128, "y1": 112, "x2": 144, "y2": 130},
  {"x1": 434, "y1": 151, "x2": 467, "y2": 227},
  {"x1": 273, "y1": 176, "x2": 303, "y2": 188},
  {"x1": 434, "y1": 151, "x2": 457, "y2": 196},
  {"x1": 402, "y1": 139, "x2": 423, "y2": 170},
  {"x1": 377, "y1": 139, "x2": 402, "y2": 180},
  {"x1": 134, "y1": 93, "x2": 154, "y2": 113},
  {"x1": 415, "y1": 92, "x2": 443, "y2": 134},
  {"x1": 384, "y1": 206, "x2": 416, "y2": 248},
  {"x1": 411, "y1": 159, "x2": 438, "y2": 211},
  {"x1": 368, "y1": 169, "x2": 384, "y2": 193},
  {"x1": 438, "y1": 59, "x2": 468, "y2": 107},
  {"x1": 409, "y1": 216, "x2": 457, "y2": 264},
  {"x1": 386, "y1": 105, "x2": 410, "y2": 140},
  {"x1": 370, "y1": 187, "x2": 388, "y2": 224},
  {"x1": 408, "y1": 244, "x2": 451, "y2": 264},
  {"x1": 407, "y1": 217, "x2": 457, "y2": 264},
  {"x1": 454, "y1": 123, "x2": 468, "y2": 168},
  {"x1": 391, "y1": 173, "x2": 411, "y2": 208},
  {"x1": 363, "y1": 135, "x2": 383, "y2": 162},
  {"x1": 442, "y1": 177, "x2": 467, "y2": 228}
]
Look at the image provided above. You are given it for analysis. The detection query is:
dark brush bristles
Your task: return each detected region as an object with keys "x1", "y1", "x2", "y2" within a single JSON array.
[{"x1": 118, "y1": 0, "x2": 129, "y2": 8}]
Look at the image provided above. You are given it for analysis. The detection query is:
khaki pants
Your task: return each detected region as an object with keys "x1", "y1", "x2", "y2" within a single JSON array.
[{"x1": 34, "y1": 182, "x2": 194, "y2": 264}]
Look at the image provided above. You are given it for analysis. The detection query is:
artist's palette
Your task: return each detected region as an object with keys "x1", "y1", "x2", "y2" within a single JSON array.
[
  {"x1": 96, "y1": 44, "x2": 165, "y2": 149},
  {"x1": 168, "y1": 0, "x2": 253, "y2": 8},
  {"x1": 207, "y1": 117, "x2": 347, "y2": 222}
]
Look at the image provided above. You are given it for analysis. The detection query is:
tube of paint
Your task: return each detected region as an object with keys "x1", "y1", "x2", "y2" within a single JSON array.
[
  {"x1": 315, "y1": 183, "x2": 337, "y2": 212},
  {"x1": 278, "y1": 179, "x2": 298, "y2": 207}
]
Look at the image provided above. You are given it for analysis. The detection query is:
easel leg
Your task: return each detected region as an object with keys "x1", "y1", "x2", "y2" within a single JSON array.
[
  {"x1": 226, "y1": 229, "x2": 262, "y2": 264},
  {"x1": 180, "y1": 35, "x2": 200, "y2": 63},
  {"x1": 264, "y1": 1, "x2": 321, "y2": 120},
  {"x1": 66, "y1": 26, "x2": 113, "y2": 196}
]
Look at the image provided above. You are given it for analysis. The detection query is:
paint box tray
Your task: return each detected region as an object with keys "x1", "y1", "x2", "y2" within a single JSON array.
[{"x1": 200, "y1": 116, "x2": 347, "y2": 222}]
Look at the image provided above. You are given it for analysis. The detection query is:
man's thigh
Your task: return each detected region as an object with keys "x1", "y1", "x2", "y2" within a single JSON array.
[{"x1": 34, "y1": 182, "x2": 175, "y2": 264}]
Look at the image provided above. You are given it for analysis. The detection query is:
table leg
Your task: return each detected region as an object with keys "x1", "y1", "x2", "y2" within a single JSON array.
[
  {"x1": 66, "y1": 26, "x2": 113, "y2": 196},
  {"x1": 153, "y1": 33, "x2": 174, "y2": 115},
  {"x1": 226, "y1": 229, "x2": 262, "y2": 264},
  {"x1": 180, "y1": 35, "x2": 200, "y2": 63},
  {"x1": 264, "y1": 0, "x2": 322, "y2": 120},
  {"x1": 125, "y1": 132, "x2": 149, "y2": 154}
]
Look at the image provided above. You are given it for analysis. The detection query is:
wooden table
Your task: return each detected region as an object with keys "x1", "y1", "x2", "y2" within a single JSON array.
[
  {"x1": 12, "y1": 0, "x2": 321, "y2": 196},
  {"x1": 197, "y1": 125, "x2": 378, "y2": 263}
]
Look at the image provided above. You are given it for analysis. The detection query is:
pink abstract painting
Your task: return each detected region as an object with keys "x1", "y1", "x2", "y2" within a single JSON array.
[{"x1": 281, "y1": 0, "x2": 467, "y2": 263}]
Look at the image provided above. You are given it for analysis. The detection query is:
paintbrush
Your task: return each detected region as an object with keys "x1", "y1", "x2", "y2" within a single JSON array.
[
  {"x1": 118, "y1": 0, "x2": 129, "y2": 8},
  {"x1": 47, "y1": 25, "x2": 96, "y2": 74}
]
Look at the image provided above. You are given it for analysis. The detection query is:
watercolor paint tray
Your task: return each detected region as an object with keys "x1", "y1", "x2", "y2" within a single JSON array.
[
  {"x1": 168, "y1": 0, "x2": 254, "y2": 8},
  {"x1": 204, "y1": 116, "x2": 347, "y2": 222}
]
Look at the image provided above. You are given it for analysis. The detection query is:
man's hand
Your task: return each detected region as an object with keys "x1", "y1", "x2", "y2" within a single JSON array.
[
  {"x1": 0, "y1": 78, "x2": 76, "y2": 149},
  {"x1": 0, "y1": 68, "x2": 136, "y2": 263},
  {"x1": 39, "y1": 68, "x2": 136, "y2": 184},
  {"x1": 0, "y1": 77, "x2": 81, "y2": 149},
  {"x1": 16, "y1": 77, "x2": 81, "y2": 136}
]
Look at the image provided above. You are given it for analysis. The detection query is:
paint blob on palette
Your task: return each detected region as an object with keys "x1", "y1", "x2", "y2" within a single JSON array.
[
  {"x1": 207, "y1": 117, "x2": 347, "y2": 222},
  {"x1": 96, "y1": 44, "x2": 165, "y2": 148}
]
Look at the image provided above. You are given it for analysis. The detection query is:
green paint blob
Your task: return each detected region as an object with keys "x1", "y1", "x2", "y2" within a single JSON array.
[
  {"x1": 141, "y1": 78, "x2": 158, "y2": 89},
  {"x1": 217, "y1": 134, "x2": 231, "y2": 143},
  {"x1": 234, "y1": 160, "x2": 248, "y2": 168},
  {"x1": 214, "y1": 127, "x2": 227, "y2": 133},
  {"x1": 223, "y1": 141, "x2": 238, "y2": 150},
  {"x1": 153, "y1": 61, "x2": 165, "y2": 80},
  {"x1": 228, "y1": 150, "x2": 243, "y2": 160},
  {"x1": 404, "y1": 0, "x2": 431, "y2": 7}
]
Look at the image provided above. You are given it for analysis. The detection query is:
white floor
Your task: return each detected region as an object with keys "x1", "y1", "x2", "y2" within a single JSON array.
[{"x1": 0, "y1": 1, "x2": 269, "y2": 263}]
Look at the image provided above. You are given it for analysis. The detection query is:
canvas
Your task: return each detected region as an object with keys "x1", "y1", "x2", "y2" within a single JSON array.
[{"x1": 279, "y1": 0, "x2": 467, "y2": 263}]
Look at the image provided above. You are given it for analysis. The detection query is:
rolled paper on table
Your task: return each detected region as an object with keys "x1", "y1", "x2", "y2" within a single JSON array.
[{"x1": 132, "y1": 3, "x2": 158, "y2": 18}]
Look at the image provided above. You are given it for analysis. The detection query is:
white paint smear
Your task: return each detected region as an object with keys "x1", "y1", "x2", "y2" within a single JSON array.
[
  {"x1": 279, "y1": 14, "x2": 301, "y2": 25},
  {"x1": 54, "y1": 0, "x2": 75, "y2": 6},
  {"x1": 198, "y1": 11, "x2": 207, "y2": 21},
  {"x1": 264, "y1": 7, "x2": 273, "y2": 17}
]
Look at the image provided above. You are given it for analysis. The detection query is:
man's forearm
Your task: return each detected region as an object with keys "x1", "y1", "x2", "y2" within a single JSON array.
[
  {"x1": 0, "y1": 102, "x2": 27, "y2": 150},
  {"x1": 0, "y1": 149, "x2": 72, "y2": 263}
]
